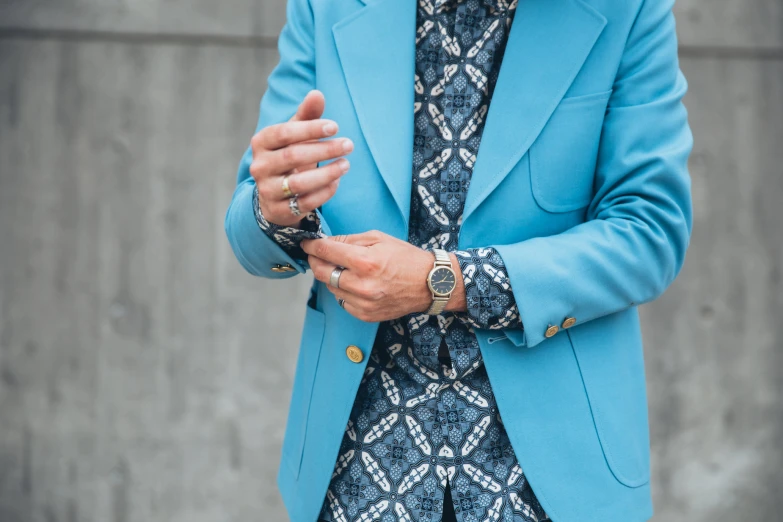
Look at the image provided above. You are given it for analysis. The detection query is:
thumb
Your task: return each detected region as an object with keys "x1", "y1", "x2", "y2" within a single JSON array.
[{"x1": 290, "y1": 89, "x2": 325, "y2": 122}]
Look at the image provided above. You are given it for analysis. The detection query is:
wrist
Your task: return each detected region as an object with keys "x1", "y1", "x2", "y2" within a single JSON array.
[
  {"x1": 419, "y1": 249, "x2": 466, "y2": 315},
  {"x1": 413, "y1": 248, "x2": 437, "y2": 313},
  {"x1": 443, "y1": 252, "x2": 466, "y2": 313}
]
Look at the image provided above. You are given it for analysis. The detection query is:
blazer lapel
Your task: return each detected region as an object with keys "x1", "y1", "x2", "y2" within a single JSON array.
[
  {"x1": 332, "y1": 0, "x2": 418, "y2": 231},
  {"x1": 462, "y1": 0, "x2": 607, "y2": 225}
]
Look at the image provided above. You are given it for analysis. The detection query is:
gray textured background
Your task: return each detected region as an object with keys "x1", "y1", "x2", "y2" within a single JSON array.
[{"x1": 0, "y1": 0, "x2": 781, "y2": 520}]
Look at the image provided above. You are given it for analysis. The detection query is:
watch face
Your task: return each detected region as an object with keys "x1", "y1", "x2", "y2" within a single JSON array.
[{"x1": 429, "y1": 267, "x2": 456, "y2": 296}]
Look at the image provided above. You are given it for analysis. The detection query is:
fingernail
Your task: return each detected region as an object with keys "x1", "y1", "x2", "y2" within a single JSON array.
[
  {"x1": 342, "y1": 139, "x2": 354, "y2": 153},
  {"x1": 323, "y1": 121, "x2": 337, "y2": 135},
  {"x1": 337, "y1": 158, "x2": 350, "y2": 172}
]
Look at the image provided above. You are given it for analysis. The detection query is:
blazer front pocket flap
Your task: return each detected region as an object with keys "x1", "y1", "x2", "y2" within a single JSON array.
[{"x1": 529, "y1": 90, "x2": 612, "y2": 213}]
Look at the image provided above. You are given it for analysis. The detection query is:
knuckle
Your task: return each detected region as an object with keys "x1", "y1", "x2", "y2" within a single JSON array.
[
  {"x1": 276, "y1": 125, "x2": 291, "y2": 144},
  {"x1": 353, "y1": 257, "x2": 369, "y2": 272},
  {"x1": 256, "y1": 184, "x2": 270, "y2": 199},
  {"x1": 314, "y1": 242, "x2": 330, "y2": 258},
  {"x1": 280, "y1": 146, "x2": 295, "y2": 164},
  {"x1": 362, "y1": 281, "x2": 382, "y2": 300},
  {"x1": 250, "y1": 131, "x2": 264, "y2": 151},
  {"x1": 355, "y1": 280, "x2": 371, "y2": 298},
  {"x1": 355, "y1": 255, "x2": 377, "y2": 274},
  {"x1": 252, "y1": 157, "x2": 270, "y2": 177}
]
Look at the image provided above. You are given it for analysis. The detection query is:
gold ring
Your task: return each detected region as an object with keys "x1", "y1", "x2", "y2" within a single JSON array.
[{"x1": 282, "y1": 174, "x2": 294, "y2": 198}]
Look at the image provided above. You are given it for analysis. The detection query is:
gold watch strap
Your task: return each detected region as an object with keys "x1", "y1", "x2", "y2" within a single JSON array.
[
  {"x1": 432, "y1": 248, "x2": 451, "y2": 265},
  {"x1": 425, "y1": 248, "x2": 454, "y2": 315},
  {"x1": 426, "y1": 296, "x2": 449, "y2": 315}
]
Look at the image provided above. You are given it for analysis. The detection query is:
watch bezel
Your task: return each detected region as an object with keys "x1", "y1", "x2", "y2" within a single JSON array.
[{"x1": 427, "y1": 265, "x2": 456, "y2": 296}]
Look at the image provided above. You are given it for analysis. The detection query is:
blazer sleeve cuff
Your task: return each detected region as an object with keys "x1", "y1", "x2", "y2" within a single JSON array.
[{"x1": 224, "y1": 177, "x2": 309, "y2": 278}]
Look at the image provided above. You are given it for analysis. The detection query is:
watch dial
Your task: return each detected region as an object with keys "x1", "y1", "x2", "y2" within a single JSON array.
[{"x1": 430, "y1": 267, "x2": 456, "y2": 296}]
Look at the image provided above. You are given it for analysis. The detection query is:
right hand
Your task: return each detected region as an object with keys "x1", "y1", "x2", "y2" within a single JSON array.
[{"x1": 250, "y1": 89, "x2": 353, "y2": 227}]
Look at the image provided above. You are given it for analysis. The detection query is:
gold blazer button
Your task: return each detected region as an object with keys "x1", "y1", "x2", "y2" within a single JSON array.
[
  {"x1": 544, "y1": 325, "x2": 559, "y2": 338},
  {"x1": 346, "y1": 345, "x2": 364, "y2": 363},
  {"x1": 562, "y1": 317, "x2": 577, "y2": 329}
]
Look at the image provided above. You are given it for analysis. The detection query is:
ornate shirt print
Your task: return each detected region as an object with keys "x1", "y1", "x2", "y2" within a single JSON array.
[
  {"x1": 252, "y1": 185, "x2": 325, "y2": 260},
  {"x1": 253, "y1": 0, "x2": 551, "y2": 520}
]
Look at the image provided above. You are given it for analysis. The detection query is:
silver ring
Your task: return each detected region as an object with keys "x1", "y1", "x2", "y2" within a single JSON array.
[
  {"x1": 337, "y1": 298, "x2": 345, "y2": 308},
  {"x1": 288, "y1": 194, "x2": 301, "y2": 216},
  {"x1": 329, "y1": 266, "x2": 345, "y2": 289}
]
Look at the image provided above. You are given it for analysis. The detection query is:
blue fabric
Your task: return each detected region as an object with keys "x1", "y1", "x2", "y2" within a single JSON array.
[{"x1": 223, "y1": 0, "x2": 693, "y2": 519}]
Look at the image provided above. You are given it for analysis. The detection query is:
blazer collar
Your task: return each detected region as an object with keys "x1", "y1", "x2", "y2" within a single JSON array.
[{"x1": 332, "y1": 0, "x2": 607, "y2": 232}]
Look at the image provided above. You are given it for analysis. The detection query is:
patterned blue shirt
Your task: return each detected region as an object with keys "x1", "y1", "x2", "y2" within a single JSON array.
[{"x1": 254, "y1": 0, "x2": 550, "y2": 519}]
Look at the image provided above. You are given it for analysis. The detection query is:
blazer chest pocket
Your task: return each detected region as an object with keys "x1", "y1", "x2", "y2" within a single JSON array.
[
  {"x1": 280, "y1": 299, "x2": 326, "y2": 479},
  {"x1": 529, "y1": 89, "x2": 612, "y2": 213}
]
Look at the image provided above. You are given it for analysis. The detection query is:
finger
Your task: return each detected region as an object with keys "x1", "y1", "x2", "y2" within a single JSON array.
[
  {"x1": 290, "y1": 90, "x2": 325, "y2": 122},
  {"x1": 295, "y1": 178, "x2": 341, "y2": 211},
  {"x1": 308, "y1": 256, "x2": 357, "y2": 292},
  {"x1": 329, "y1": 287, "x2": 373, "y2": 321},
  {"x1": 306, "y1": 254, "x2": 335, "y2": 285},
  {"x1": 261, "y1": 137, "x2": 354, "y2": 176},
  {"x1": 278, "y1": 159, "x2": 350, "y2": 197},
  {"x1": 257, "y1": 119, "x2": 339, "y2": 151},
  {"x1": 301, "y1": 237, "x2": 368, "y2": 270},
  {"x1": 262, "y1": 177, "x2": 336, "y2": 221},
  {"x1": 341, "y1": 297, "x2": 373, "y2": 322}
]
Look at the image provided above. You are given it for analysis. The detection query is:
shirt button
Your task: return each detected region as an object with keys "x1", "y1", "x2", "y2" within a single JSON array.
[
  {"x1": 544, "y1": 325, "x2": 559, "y2": 338},
  {"x1": 346, "y1": 345, "x2": 364, "y2": 363},
  {"x1": 562, "y1": 317, "x2": 577, "y2": 329}
]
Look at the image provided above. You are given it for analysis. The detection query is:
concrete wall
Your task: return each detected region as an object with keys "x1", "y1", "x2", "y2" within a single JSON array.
[{"x1": 0, "y1": 1, "x2": 781, "y2": 520}]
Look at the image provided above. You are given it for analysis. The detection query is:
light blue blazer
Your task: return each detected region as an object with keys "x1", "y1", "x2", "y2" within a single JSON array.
[{"x1": 224, "y1": 0, "x2": 693, "y2": 519}]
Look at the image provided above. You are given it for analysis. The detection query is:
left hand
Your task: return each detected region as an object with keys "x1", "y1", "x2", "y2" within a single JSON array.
[{"x1": 300, "y1": 230, "x2": 464, "y2": 322}]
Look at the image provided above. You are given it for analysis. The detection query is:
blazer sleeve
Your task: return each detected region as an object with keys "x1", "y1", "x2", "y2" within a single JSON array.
[
  {"x1": 492, "y1": 0, "x2": 694, "y2": 348},
  {"x1": 224, "y1": 0, "x2": 330, "y2": 278}
]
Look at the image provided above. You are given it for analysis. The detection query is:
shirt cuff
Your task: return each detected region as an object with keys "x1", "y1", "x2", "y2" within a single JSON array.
[
  {"x1": 453, "y1": 247, "x2": 524, "y2": 331},
  {"x1": 252, "y1": 184, "x2": 325, "y2": 261}
]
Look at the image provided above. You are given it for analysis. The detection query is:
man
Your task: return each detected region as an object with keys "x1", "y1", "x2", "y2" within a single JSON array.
[{"x1": 224, "y1": 0, "x2": 693, "y2": 519}]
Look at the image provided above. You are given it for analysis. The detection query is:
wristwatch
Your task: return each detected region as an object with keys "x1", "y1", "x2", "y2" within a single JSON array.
[{"x1": 425, "y1": 248, "x2": 457, "y2": 315}]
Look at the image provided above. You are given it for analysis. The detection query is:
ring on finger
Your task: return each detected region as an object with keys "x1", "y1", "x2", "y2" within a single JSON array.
[
  {"x1": 330, "y1": 266, "x2": 345, "y2": 289},
  {"x1": 281, "y1": 174, "x2": 294, "y2": 198},
  {"x1": 289, "y1": 194, "x2": 301, "y2": 216},
  {"x1": 337, "y1": 298, "x2": 346, "y2": 308}
]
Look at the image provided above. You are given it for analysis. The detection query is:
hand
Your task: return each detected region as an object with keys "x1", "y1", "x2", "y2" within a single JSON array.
[
  {"x1": 301, "y1": 231, "x2": 466, "y2": 322},
  {"x1": 250, "y1": 90, "x2": 353, "y2": 227}
]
